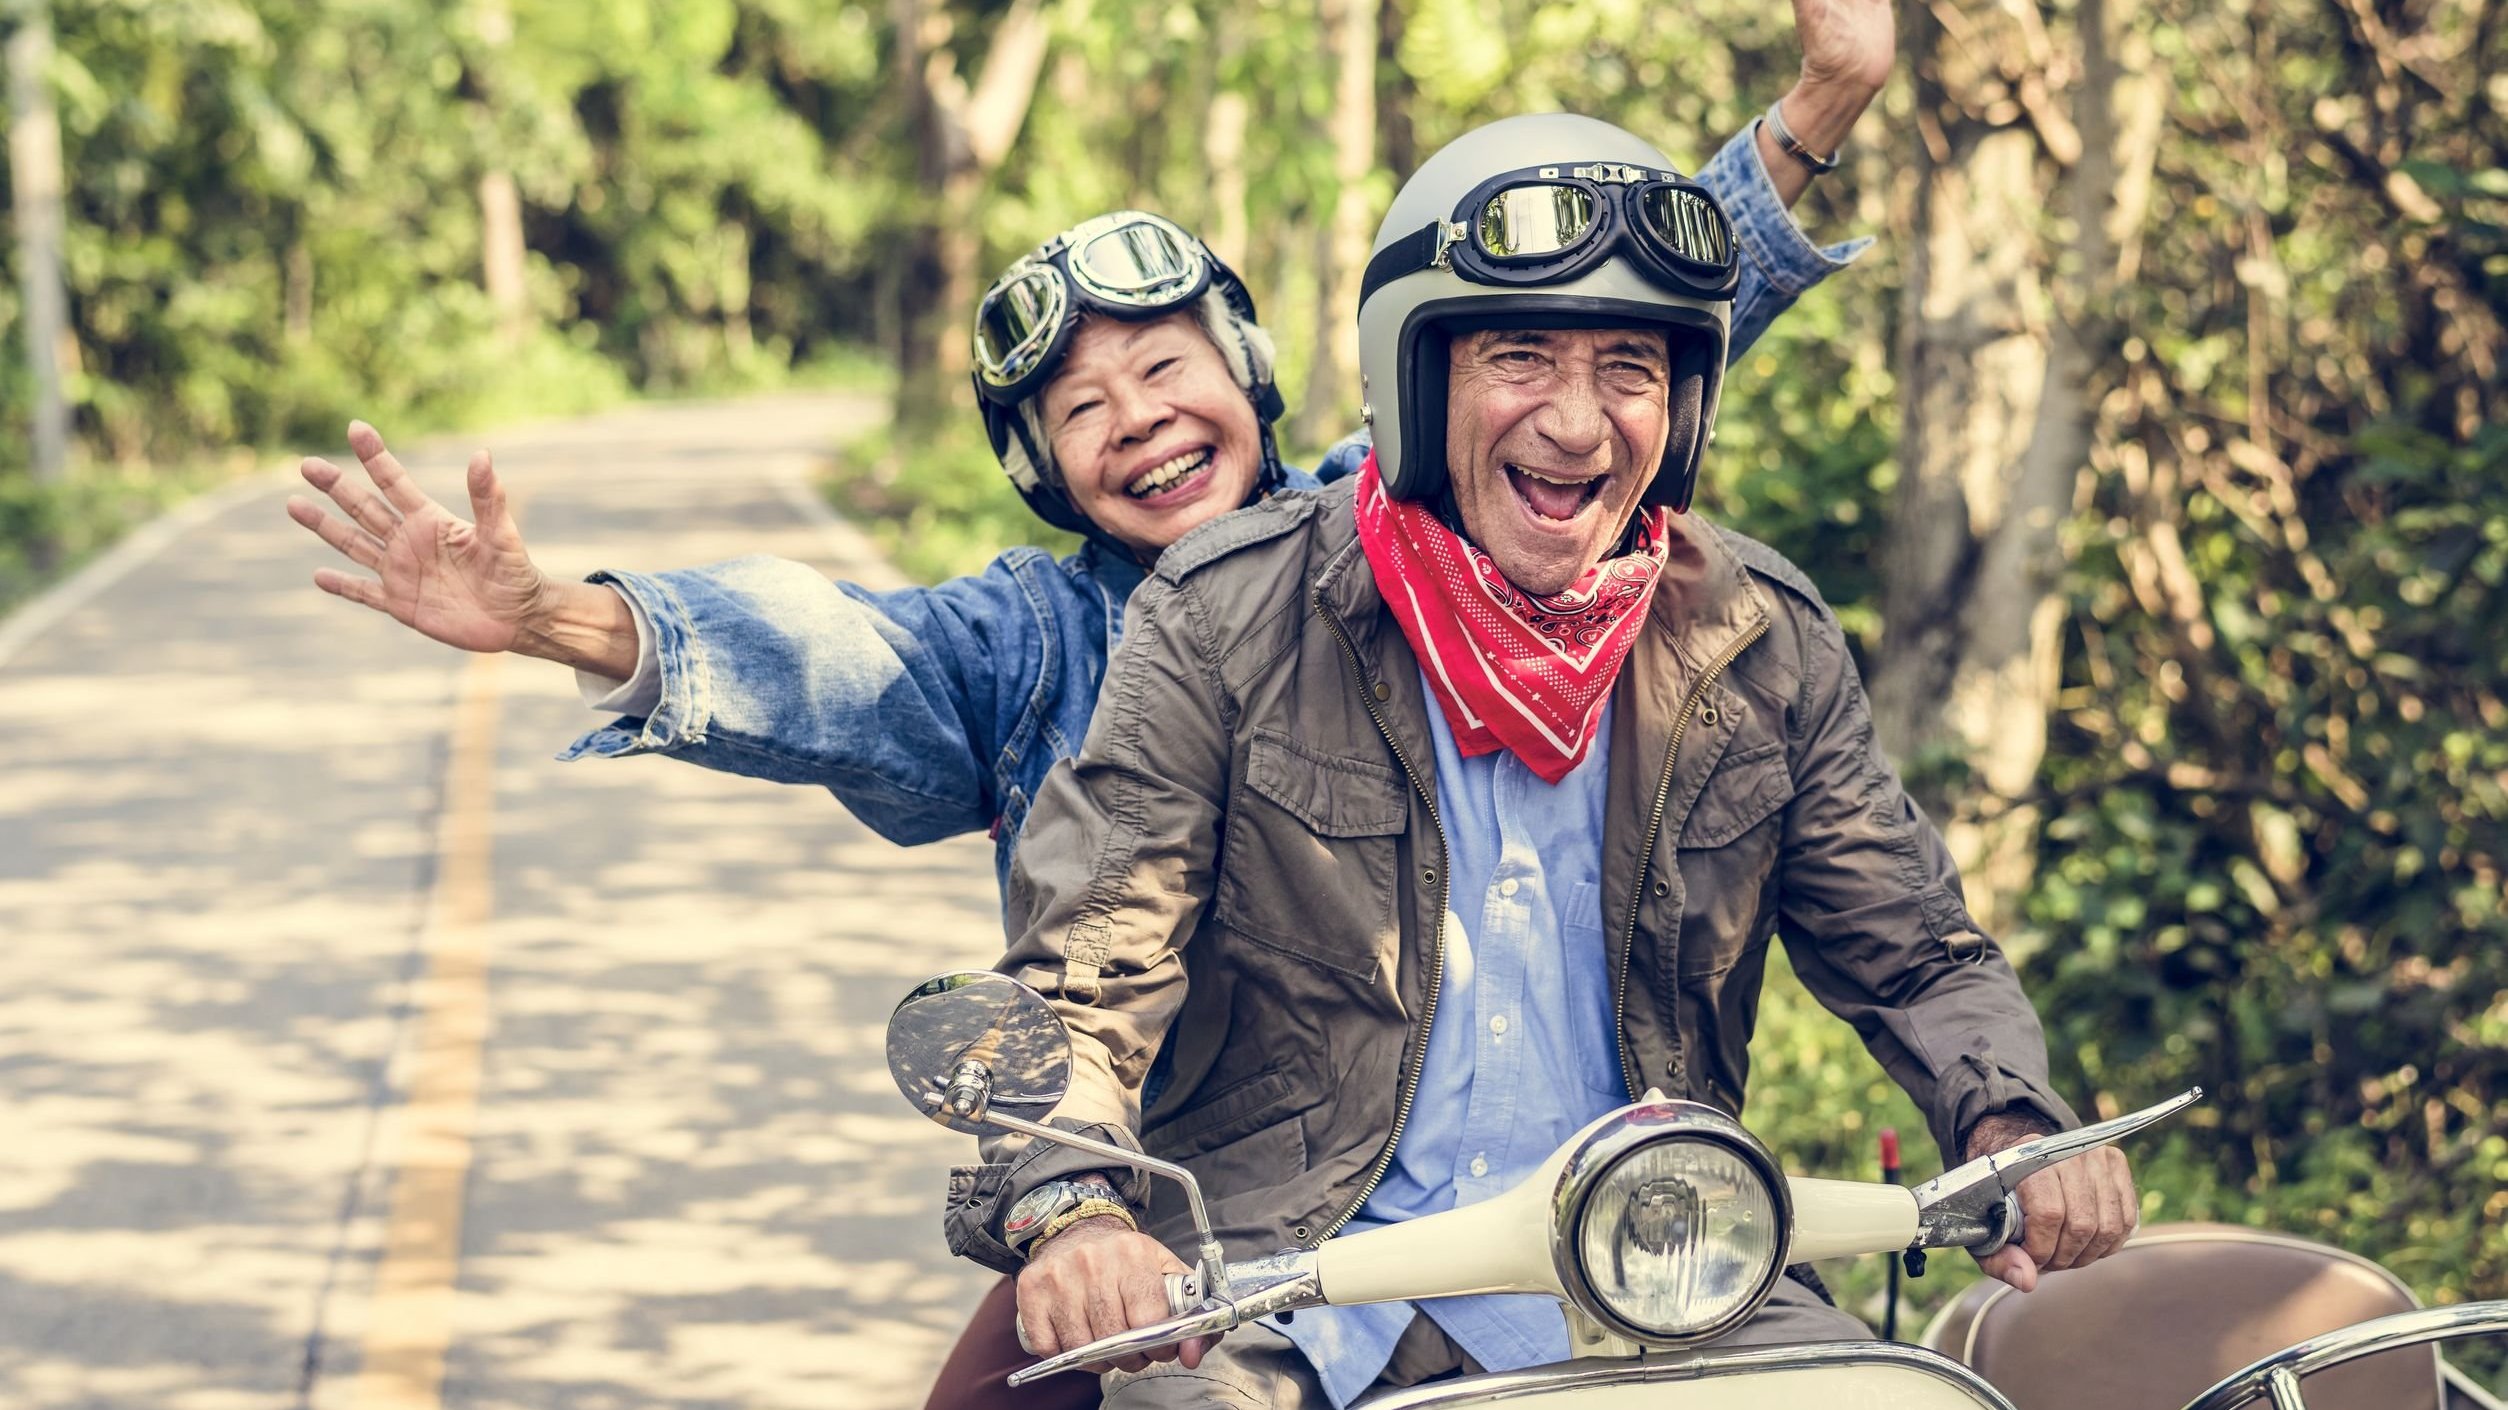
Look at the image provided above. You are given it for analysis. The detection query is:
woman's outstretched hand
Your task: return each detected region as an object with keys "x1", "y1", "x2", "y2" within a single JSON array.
[
  {"x1": 289, "y1": 421, "x2": 545, "y2": 653},
  {"x1": 287, "y1": 421, "x2": 638, "y2": 677}
]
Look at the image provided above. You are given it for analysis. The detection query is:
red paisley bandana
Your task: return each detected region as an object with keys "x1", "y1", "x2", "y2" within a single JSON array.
[{"x1": 1353, "y1": 455, "x2": 1670, "y2": 784}]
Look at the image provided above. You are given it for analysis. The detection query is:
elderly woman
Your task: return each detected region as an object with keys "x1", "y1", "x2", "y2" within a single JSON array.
[{"x1": 287, "y1": 19, "x2": 1885, "y2": 1403}]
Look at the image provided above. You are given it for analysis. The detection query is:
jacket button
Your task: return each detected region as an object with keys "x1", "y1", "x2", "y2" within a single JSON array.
[
  {"x1": 1293, "y1": 1224, "x2": 1313, "y2": 1242},
  {"x1": 1667, "y1": 1055, "x2": 1687, "y2": 1083},
  {"x1": 1372, "y1": 681, "x2": 1392, "y2": 702},
  {"x1": 1421, "y1": 867, "x2": 1438, "y2": 887},
  {"x1": 1652, "y1": 878, "x2": 1670, "y2": 898},
  {"x1": 1701, "y1": 705, "x2": 1721, "y2": 727}
]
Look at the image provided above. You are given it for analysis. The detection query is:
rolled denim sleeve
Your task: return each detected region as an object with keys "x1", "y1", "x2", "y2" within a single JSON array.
[
  {"x1": 555, "y1": 553, "x2": 1043, "y2": 847},
  {"x1": 1694, "y1": 123, "x2": 1874, "y2": 356}
]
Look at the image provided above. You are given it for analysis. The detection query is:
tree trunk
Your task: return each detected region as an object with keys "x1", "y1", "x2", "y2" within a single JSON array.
[
  {"x1": 891, "y1": 0, "x2": 1051, "y2": 438},
  {"x1": 1375, "y1": 0, "x2": 1415, "y2": 179},
  {"x1": 1292, "y1": 0, "x2": 1379, "y2": 452},
  {"x1": 1869, "y1": 0, "x2": 2135, "y2": 940},
  {"x1": 7, "y1": 0, "x2": 71, "y2": 486},
  {"x1": 1202, "y1": 6, "x2": 1250, "y2": 273},
  {"x1": 473, "y1": 0, "x2": 527, "y2": 344},
  {"x1": 478, "y1": 169, "x2": 528, "y2": 344}
]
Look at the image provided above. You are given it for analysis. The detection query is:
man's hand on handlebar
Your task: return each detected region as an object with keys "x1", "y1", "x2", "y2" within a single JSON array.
[
  {"x1": 1016, "y1": 1218, "x2": 1217, "y2": 1374},
  {"x1": 1965, "y1": 1111, "x2": 2141, "y2": 1293}
]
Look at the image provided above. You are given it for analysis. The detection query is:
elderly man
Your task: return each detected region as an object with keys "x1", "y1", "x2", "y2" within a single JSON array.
[{"x1": 951, "y1": 113, "x2": 2142, "y2": 1408}]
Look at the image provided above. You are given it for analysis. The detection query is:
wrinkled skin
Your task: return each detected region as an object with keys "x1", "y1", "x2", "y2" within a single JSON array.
[
  {"x1": 1443, "y1": 327, "x2": 1674, "y2": 595},
  {"x1": 1040, "y1": 313, "x2": 1264, "y2": 558},
  {"x1": 1965, "y1": 1113, "x2": 2143, "y2": 1291}
]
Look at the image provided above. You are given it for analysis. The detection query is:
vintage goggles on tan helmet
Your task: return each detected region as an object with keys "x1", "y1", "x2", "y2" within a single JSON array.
[
  {"x1": 972, "y1": 211, "x2": 1214, "y2": 406},
  {"x1": 1359, "y1": 162, "x2": 1741, "y2": 308}
]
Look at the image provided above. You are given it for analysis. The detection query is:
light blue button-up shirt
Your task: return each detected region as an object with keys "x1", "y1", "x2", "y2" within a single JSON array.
[{"x1": 1276, "y1": 682, "x2": 1629, "y2": 1407}]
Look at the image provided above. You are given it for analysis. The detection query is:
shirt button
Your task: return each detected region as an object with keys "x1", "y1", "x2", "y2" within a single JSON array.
[
  {"x1": 1469, "y1": 1155, "x2": 1489, "y2": 1178},
  {"x1": 1499, "y1": 878, "x2": 1520, "y2": 898},
  {"x1": 1490, "y1": 1014, "x2": 1509, "y2": 1036}
]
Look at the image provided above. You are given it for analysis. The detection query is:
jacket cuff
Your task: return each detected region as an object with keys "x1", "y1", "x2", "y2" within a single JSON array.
[
  {"x1": 1934, "y1": 1051, "x2": 2081, "y2": 1163},
  {"x1": 943, "y1": 1118, "x2": 1152, "y2": 1275},
  {"x1": 1697, "y1": 123, "x2": 1873, "y2": 300},
  {"x1": 554, "y1": 569, "x2": 712, "y2": 762}
]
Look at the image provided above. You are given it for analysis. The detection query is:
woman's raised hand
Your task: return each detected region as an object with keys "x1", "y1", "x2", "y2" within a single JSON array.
[{"x1": 288, "y1": 421, "x2": 551, "y2": 655}]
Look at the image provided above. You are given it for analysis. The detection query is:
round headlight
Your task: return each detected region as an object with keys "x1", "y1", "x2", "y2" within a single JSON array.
[{"x1": 1554, "y1": 1105, "x2": 1789, "y2": 1345}]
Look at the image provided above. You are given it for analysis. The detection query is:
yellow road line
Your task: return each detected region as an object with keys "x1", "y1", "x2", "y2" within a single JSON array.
[{"x1": 346, "y1": 647, "x2": 503, "y2": 1410}]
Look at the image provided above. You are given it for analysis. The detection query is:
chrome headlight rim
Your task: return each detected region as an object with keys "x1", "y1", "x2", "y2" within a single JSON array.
[{"x1": 1550, "y1": 1100, "x2": 1793, "y2": 1347}]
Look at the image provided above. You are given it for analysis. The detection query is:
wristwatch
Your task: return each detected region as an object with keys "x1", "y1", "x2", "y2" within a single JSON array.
[{"x1": 1003, "y1": 1178, "x2": 1136, "y2": 1257}]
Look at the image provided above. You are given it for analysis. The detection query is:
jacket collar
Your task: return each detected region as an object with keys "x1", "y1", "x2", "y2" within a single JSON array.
[{"x1": 1316, "y1": 495, "x2": 1772, "y2": 701}]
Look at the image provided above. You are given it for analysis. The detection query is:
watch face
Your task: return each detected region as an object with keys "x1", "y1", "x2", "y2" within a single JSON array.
[{"x1": 1005, "y1": 1183, "x2": 1077, "y2": 1244}]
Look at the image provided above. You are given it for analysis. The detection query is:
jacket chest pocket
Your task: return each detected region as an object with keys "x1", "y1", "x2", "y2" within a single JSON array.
[
  {"x1": 1215, "y1": 729, "x2": 1409, "y2": 981},
  {"x1": 1672, "y1": 739, "x2": 1794, "y2": 978}
]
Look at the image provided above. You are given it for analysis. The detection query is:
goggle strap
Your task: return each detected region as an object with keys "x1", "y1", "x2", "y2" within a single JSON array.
[{"x1": 1361, "y1": 221, "x2": 1447, "y2": 305}]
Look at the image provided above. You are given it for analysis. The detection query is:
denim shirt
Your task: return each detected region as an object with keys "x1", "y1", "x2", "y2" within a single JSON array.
[
  {"x1": 559, "y1": 125, "x2": 1867, "y2": 894},
  {"x1": 1275, "y1": 691, "x2": 1625, "y2": 1407}
]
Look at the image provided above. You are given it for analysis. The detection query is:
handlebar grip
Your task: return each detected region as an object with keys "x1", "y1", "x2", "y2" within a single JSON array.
[{"x1": 1975, "y1": 1191, "x2": 2025, "y2": 1255}]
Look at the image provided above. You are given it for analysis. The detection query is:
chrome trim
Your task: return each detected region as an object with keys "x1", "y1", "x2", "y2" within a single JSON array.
[
  {"x1": 977, "y1": 1107, "x2": 1231, "y2": 1302},
  {"x1": 1910, "y1": 1089, "x2": 2201, "y2": 1252},
  {"x1": 1004, "y1": 1248, "x2": 1325, "y2": 1387},
  {"x1": 2445, "y1": 1359, "x2": 2508, "y2": 1410},
  {"x1": 1355, "y1": 1340, "x2": 2020, "y2": 1409},
  {"x1": 2178, "y1": 1301, "x2": 2508, "y2": 1410},
  {"x1": 1547, "y1": 1101, "x2": 1791, "y2": 1348}
]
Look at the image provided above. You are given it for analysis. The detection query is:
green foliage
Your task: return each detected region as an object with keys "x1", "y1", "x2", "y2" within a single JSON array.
[
  {"x1": 825, "y1": 415, "x2": 1081, "y2": 584},
  {"x1": 0, "y1": 460, "x2": 232, "y2": 615},
  {"x1": 9, "y1": 0, "x2": 2503, "y2": 1376}
]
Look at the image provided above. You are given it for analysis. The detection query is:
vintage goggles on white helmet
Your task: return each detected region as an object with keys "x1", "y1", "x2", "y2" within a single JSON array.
[
  {"x1": 1359, "y1": 162, "x2": 1741, "y2": 309},
  {"x1": 973, "y1": 211, "x2": 1214, "y2": 405}
]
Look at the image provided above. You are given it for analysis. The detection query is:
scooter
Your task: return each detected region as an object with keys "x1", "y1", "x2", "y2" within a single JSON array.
[{"x1": 886, "y1": 970, "x2": 2508, "y2": 1409}]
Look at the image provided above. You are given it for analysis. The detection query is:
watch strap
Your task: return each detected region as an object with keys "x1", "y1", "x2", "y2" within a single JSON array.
[{"x1": 1031, "y1": 1197, "x2": 1138, "y2": 1254}]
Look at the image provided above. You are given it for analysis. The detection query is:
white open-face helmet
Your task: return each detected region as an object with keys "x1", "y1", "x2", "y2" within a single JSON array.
[{"x1": 1357, "y1": 113, "x2": 1738, "y2": 512}]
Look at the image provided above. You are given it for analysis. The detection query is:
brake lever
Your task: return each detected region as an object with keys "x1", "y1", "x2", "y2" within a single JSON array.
[
  {"x1": 1006, "y1": 1250, "x2": 1324, "y2": 1386},
  {"x1": 1908, "y1": 1087, "x2": 2202, "y2": 1253}
]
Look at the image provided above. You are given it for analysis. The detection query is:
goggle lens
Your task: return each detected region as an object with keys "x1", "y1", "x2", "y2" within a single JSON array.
[
  {"x1": 1072, "y1": 220, "x2": 1200, "y2": 301},
  {"x1": 1639, "y1": 186, "x2": 1734, "y2": 269},
  {"x1": 974, "y1": 267, "x2": 1067, "y2": 383},
  {"x1": 1476, "y1": 183, "x2": 1597, "y2": 259}
]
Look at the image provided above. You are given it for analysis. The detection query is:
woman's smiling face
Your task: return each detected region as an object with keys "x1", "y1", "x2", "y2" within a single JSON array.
[{"x1": 1040, "y1": 313, "x2": 1263, "y2": 557}]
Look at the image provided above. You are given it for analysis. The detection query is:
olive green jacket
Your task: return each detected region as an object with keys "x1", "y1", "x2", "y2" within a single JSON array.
[{"x1": 944, "y1": 478, "x2": 2074, "y2": 1273}]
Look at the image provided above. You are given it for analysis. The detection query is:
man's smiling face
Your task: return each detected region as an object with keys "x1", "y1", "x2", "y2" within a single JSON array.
[{"x1": 1442, "y1": 326, "x2": 1675, "y2": 595}]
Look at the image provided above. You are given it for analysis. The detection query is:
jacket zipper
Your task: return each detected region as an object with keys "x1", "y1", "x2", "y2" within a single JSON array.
[
  {"x1": 1613, "y1": 618, "x2": 1770, "y2": 1102},
  {"x1": 1312, "y1": 593, "x2": 1450, "y2": 1244}
]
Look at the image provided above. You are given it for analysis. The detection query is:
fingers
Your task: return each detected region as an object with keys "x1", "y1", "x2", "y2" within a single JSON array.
[
  {"x1": 286, "y1": 496, "x2": 384, "y2": 571},
  {"x1": 464, "y1": 449, "x2": 519, "y2": 545},
  {"x1": 2046, "y1": 1166, "x2": 2100, "y2": 1270},
  {"x1": 1975, "y1": 1243, "x2": 2039, "y2": 1293},
  {"x1": 301, "y1": 457, "x2": 402, "y2": 541},
  {"x1": 2086, "y1": 1149, "x2": 2140, "y2": 1264},
  {"x1": 312, "y1": 567, "x2": 389, "y2": 613},
  {"x1": 1016, "y1": 1227, "x2": 1182, "y2": 1374},
  {"x1": 2019, "y1": 1172, "x2": 2066, "y2": 1270},
  {"x1": 348, "y1": 420, "x2": 433, "y2": 516}
]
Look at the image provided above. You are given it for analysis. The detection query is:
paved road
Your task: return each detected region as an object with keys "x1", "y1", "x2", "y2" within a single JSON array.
[{"x1": 0, "y1": 395, "x2": 1005, "y2": 1409}]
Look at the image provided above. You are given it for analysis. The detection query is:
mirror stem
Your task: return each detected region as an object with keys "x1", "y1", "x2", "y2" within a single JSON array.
[{"x1": 982, "y1": 1108, "x2": 1233, "y2": 1301}]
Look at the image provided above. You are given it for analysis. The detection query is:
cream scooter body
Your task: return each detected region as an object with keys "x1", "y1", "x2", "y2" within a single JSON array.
[{"x1": 883, "y1": 972, "x2": 2205, "y2": 1410}]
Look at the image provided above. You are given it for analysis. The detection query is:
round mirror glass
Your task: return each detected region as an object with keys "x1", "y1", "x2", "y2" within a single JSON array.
[{"x1": 885, "y1": 971, "x2": 1073, "y2": 1135}]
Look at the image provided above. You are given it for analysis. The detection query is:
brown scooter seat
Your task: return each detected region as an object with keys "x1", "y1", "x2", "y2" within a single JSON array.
[{"x1": 1921, "y1": 1222, "x2": 2441, "y2": 1410}]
